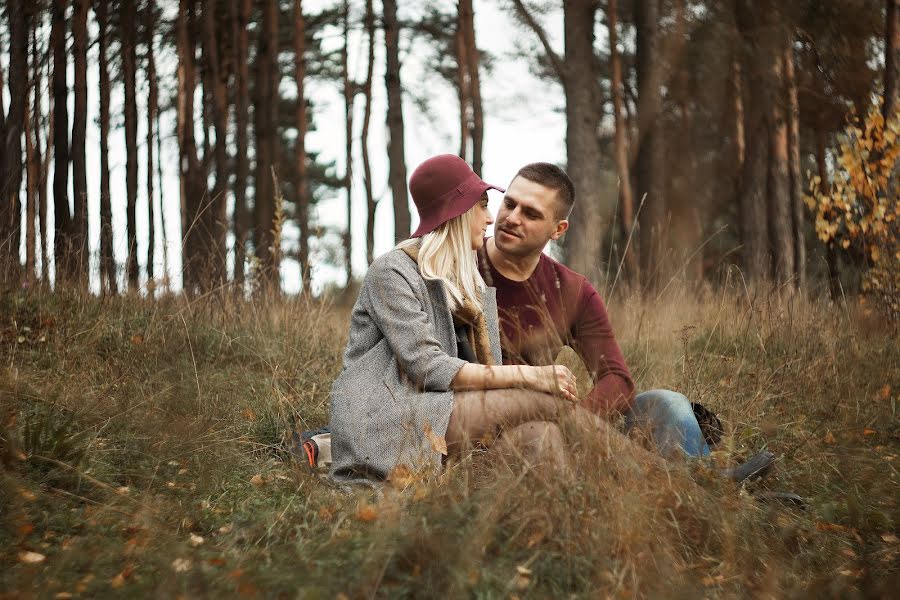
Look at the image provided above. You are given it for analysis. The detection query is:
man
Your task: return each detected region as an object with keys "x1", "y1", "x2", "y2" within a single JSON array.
[{"x1": 478, "y1": 163, "x2": 772, "y2": 475}]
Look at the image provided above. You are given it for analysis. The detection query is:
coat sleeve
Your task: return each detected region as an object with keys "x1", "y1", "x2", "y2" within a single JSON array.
[{"x1": 364, "y1": 258, "x2": 466, "y2": 392}]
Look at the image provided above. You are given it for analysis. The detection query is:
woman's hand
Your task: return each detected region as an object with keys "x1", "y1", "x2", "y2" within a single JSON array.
[{"x1": 526, "y1": 365, "x2": 578, "y2": 402}]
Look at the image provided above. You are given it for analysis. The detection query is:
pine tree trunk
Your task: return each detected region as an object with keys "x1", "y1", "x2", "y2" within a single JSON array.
[
  {"x1": 635, "y1": 0, "x2": 666, "y2": 291},
  {"x1": 784, "y1": 39, "x2": 805, "y2": 291},
  {"x1": 97, "y1": 0, "x2": 116, "y2": 294},
  {"x1": 253, "y1": 0, "x2": 280, "y2": 287},
  {"x1": 455, "y1": 20, "x2": 469, "y2": 161},
  {"x1": 768, "y1": 47, "x2": 794, "y2": 287},
  {"x1": 384, "y1": 0, "x2": 411, "y2": 243},
  {"x1": 72, "y1": 0, "x2": 89, "y2": 286},
  {"x1": 293, "y1": 0, "x2": 311, "y2": 290},
  {"x1": 736, "y1": 0, "x2": 781, "y2": 284},
  {"x1": 1, "y1": 0, "x2": 27, "y2": 280},
  {"x1": 145, "y1": 2, "x2": 157, "y2": 291},
  {"x1": 885, "y1": 0, "x2": 899, "y2": 120},
  {"x1": 341, "y1": 0, "x2": 354, "y2": 285},
  {"x1": 28, "y1": 21, "x2": 43, "y2": 284},
  {"x1": 361, "y1": 0, "x2": 377, "y2": 266},
  {"x1": 607, "y1": 0, "x2": 638, "y2": 279},
  {"x1": 816, "y1": 129, "x2": 839, "y2": 299},
  {"x1": 25, "y1": 83, "x2": 36, "y2": 284},
  {"x1": 232, "y1": 0, "x2": 251, "y2": 287},
  {"x1": 461, "y1": 0, "x2": 483, "y2": 176},
  {"x1": 156, "y1": 108, "x2": 169, "y2": 290},
  {"x1": 51, "y1": 0, "x2": 71, "y2": 283},
  {"x1": 37, "y1": 24, "x2": 51, "y2": 286},
  {"x1": 203, "y1": 0, "x2": 229, "y2": 289},
  {"x1": 121, "y1": 0, "x2": 140, "y2": 291},
  {"x1": 177, "y1": 0, "x2": 203, "y2": 294}
]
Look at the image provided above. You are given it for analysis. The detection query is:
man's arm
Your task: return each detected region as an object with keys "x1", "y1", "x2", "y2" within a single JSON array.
[{"x1": 569, "y1": 281, "x2": 635, "y2": 416}]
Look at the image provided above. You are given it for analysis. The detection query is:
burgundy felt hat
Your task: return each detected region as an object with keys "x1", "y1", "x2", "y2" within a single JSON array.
[{"x1": 409, "y1": 154, "x2": 505, "y2": 238}]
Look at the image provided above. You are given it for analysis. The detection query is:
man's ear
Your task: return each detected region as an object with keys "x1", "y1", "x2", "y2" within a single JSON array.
[{"x1": 550, "y1": 219, "x2": 569, "y2": 241}]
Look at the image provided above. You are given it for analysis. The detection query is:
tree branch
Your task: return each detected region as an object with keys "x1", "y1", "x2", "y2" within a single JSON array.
[{"x1": 509, "y1": 0, "x2": 566, "y2": 83}]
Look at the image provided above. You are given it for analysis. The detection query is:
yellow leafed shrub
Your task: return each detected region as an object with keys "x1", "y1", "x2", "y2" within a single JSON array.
[{"x1": 805, "y1": 102, "x2": 900, "y2": 320}]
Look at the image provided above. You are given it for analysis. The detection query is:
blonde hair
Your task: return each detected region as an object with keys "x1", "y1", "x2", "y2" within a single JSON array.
[{"x1": 397, "y1": 203, "x2": 485, "y2": 311}]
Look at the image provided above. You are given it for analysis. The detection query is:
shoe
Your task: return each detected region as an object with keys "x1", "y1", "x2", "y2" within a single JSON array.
[
  {"x1": 720, "y1": 450, "x2": 776, "y2": 483},
  {"x1": 290, "y1": 427, "x2": 332, "y2": 469}
]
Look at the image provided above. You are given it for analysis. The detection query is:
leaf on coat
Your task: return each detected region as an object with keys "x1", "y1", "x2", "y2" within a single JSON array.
[{"x1": 423, "y1": 422, "x2": 448, "y2": 456}]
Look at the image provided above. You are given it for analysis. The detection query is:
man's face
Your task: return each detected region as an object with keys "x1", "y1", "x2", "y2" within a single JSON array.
[{"x1": 493, "y1": 176, "x2": 568, "y2": 258}]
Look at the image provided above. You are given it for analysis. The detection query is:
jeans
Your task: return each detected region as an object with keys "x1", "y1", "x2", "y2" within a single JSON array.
[{"x1": 623, "y1": 389, "x2": 710, "y2": 458}]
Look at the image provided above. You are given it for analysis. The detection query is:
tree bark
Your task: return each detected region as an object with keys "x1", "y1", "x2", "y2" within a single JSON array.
[
  {"x1": 96, "y1": 0, "x2": 116, "y2": 294},
  {"x1": 232, "y1": 0, "x2": 251, "y2": 287},
  {"x1": 635, "y1": 0, "x2": 666, "y2": 291},
  {"x1": 455, "y1": 17, "x2": 469, "y2": 162},
  {"x1": 294, "y1": 0, "x2": 311, "y2": 290},
  {"x1": 156, "y1": 108, "x2": 169, "y2": 290},
  {"x1": 146, "y1": 1, "x2": 158, "y2": 290},
  {"x1": 885, "y1": 0, "x2": 900, "y2": 120},
  {"x1": 1, "y1": 0, "x2": 27, "y2": 280},
  {"x1": 341, "y1": 0, "x2": 354, "y2": 285},
  {"x1": 816, "y1": 128, "x2": 839, "y2": 299},
  {"x1": 384, "y1": 0, "x2": 411, "y2": 242},
  {"x1": 38, "y1": 23, "x2": 51, "y2": 286},
  {"x1": 784, "y1": 39, "x2": 805, "y2": 291},
  {"x1": 177, "y1": 0, "x2": 204, "y2": 294},
  {"x1": 71, "y1": 0, "x2": 89, "y2": 286},
  {"x1": 361, "y1": 0, "x2": 377, "y2": 266},
  {"x1": 462, "y1": 0, "x2": 483, "y2": 176},
  {"x1": 607, "y1": 0, "x2": 638, "y2": 279},
  {"x1": 25, "y1": 79, "x2": 36, "y2": 284},
  {"x1": 51, "y1": 0, "x2": 71, "y2": 283},
  {"x1": 768, "y1": 48, "x2": 794, "y2": 287},
  {"x1": 253, "y1": 0, "x2": 280, "y2": 288},
  {"x1": 202, "y1": 0, "x2": 230, "y2": 289},
  {"x1": 121, "y1": 0, "x2": 140, "y2": 291}
]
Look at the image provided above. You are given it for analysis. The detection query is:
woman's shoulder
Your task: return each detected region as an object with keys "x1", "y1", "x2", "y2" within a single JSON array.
[{"x1": 364, "y1": 248, "x2": 420, "y2": 285}]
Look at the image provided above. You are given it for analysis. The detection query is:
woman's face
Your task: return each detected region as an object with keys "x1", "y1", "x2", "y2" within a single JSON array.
[{"x1": 469, "y1": 193, "x2": 494, "y2": 250}]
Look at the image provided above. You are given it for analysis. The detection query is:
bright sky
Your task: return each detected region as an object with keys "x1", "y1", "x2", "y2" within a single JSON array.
[{"x1": 18, "y1": 1, "x2": 570, "y2": 295}]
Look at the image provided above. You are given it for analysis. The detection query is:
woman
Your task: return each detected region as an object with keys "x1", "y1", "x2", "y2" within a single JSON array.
[{"x1": 329, "y1": 155, "x2": 579, "y2": 482}]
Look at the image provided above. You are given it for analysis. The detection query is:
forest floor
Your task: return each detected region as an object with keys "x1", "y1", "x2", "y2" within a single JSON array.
[{"x1": 1, "y1": 280, "x2": 898, "y2": 599}]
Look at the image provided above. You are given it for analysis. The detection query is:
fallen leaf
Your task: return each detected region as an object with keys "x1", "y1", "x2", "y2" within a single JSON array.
[
  {"x1": 317, "y1": 507, "x2": 334, "y2": 521},
  {"x1": 823, "y1": 431, "x2": 836, "y2": 445},
  {"x1": 526, "y1": 531, "x2": 545, "y2": 549},
  {"x1": 171, "y1": 558, "x2": 192, "y2": 573},
  {"x1": 356, "y1": 504, "x2": 378, "y2": 522},
  {"x1": 242, "y1": 408, "x2": 257, "y2": 421},
  {"x1": 423, "y1": 422, "x2": 448, "y2": 456},
  {"x1": 237, "y1": 581, "x2": 259, "y2": 597},
  {"x1": 218, "y1": 524, "x2": 234, "y2": 534},
  {"x1": 840, "y1": 548, "x2": 857, "y2": 558},
  {"x1": 189, "y1": 534, "x2": 205, "y2": 547},
  {"x1": 131, "y1": 334, "x2": 144, "y2": 345},
  {"x1": 207, "y1": 558, "x2": 227, "y2": 567},
  {"x1": 18, "y1": 523, "x2": 34, "y2": 536},
  {"x1": 513, "y1": 565, "x2": 532, "y2": 591},
  {"x1": 863, "y1": 428, "x2": 877, "y2": 436},
  {"x1": 110, "y1": 573, "x2": 126, "y2": 589},
  {"x1": 249, "y1": 474, "x2": 265, "y2": 487},
  {"x1": 19, "y1": 551, "x2": 46, "y2": 564},
  {"x1": 116, "y1": 486, "x2": 130, "y2": 495},
  {"x1": 817, "y1": 522, "x2": 850, "y2": 533},
  {"x1": 881, "y1": 533, "x2": 899, "y2": 543},
  {"x1": 877, "y1": 384, "x2": 892, "y2": 401},
  {"x1": 388, "y1": 464, "x2": 415, "y2": 489},
  {"x1": 54, "y1": 594, "x2": 73, "y2": 599}
]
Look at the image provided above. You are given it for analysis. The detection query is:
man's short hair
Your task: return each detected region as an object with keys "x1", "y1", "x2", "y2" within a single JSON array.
[{"x1": 514, "y1": 162, "x2": 575, "y2": 219}]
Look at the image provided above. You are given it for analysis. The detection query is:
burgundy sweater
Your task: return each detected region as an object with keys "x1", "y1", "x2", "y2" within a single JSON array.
[{"x1": 478, "y1": 243, "x2": 635, "y2": 415}]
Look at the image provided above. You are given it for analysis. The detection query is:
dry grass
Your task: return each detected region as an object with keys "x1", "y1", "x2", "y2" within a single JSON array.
[{"x1": 1, "y1": 278, "x2": 898, "y2": 598}]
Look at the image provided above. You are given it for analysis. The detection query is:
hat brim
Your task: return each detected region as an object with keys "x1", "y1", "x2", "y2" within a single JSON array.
[{"x1": 411, "y1": 181, "x2": 505, "y2": 238}]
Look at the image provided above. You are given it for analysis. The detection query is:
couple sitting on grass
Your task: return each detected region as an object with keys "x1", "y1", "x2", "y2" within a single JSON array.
[{"x1": 323, "y1": 154, "x2": 774, "y2": 483}]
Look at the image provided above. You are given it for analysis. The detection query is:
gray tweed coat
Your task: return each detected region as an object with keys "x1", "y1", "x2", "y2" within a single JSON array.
[{"x1": 328, "y1": 248, "x2": 502, "y2": 481}]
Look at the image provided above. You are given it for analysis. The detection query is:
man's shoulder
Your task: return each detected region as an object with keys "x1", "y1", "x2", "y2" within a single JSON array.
[{"x1": 537, "y1": 252, "x2": 593, "y2": 292}]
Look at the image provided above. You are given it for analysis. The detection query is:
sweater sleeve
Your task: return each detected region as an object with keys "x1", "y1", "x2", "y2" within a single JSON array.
[
  {"x1": 569, "y1": 281, "x2": 635, "y2": 415},
  {"x1": 364, "y1": 258, "x2": 466, "y2": 392}
]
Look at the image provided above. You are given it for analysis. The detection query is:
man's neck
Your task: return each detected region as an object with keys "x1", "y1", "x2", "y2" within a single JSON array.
[{"x1": 486, "y1": 237, "x2": 543, "y2": 282}]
